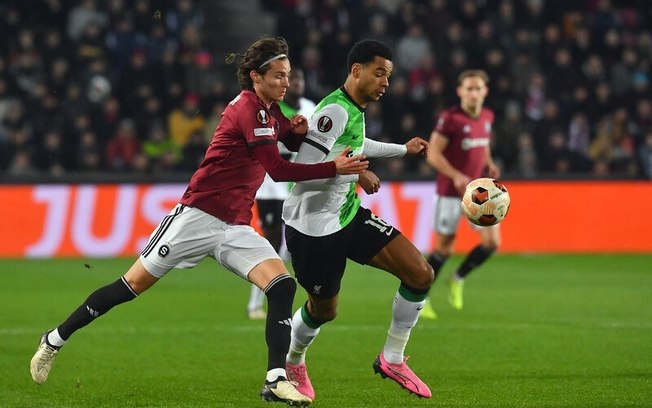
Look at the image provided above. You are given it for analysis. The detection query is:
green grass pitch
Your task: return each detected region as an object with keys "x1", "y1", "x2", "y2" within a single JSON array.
[{"x1": 1, "y1": 254, "x2": 651, "y2": 407}]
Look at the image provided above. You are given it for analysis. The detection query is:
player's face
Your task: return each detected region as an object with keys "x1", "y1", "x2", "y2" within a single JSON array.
[
  {"x1": 253, "y1": 58, "x2": 291, "y2": 105},
  {"x1": 457, "y1": 76, "x2": 488, "y2": 112},
  {"x1": 358, "y1": 56, "x2": 393, "y2": 102}
]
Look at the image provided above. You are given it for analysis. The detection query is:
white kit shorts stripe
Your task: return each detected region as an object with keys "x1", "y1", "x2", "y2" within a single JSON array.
[{"x1": 139, "y1": 204, "x2": 281, "y2": 279}]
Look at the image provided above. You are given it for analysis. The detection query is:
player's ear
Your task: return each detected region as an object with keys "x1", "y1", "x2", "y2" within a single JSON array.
[
  {"x1": 351, "y1": 63, "x2": 361, "y2": 79},
  {"x1": 250, "y1": 70, "x2": 260, "y2": 84}
]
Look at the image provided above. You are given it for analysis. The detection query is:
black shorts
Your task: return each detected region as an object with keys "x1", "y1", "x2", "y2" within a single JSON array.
[
  {"x1": 256, "y1": 199, "x2": 284, "y2": 228},
  {"x1": 285, "y1": 206, "x2": 401, "y2": 298}
]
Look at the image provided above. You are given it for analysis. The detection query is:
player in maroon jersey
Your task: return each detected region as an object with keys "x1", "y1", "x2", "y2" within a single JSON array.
[
  {"x1": 421, "y1": 70, "x2": 501, "y2": 318},
  {"x1": 30, "y1": 37, "x2": 367, "y2": 407}
]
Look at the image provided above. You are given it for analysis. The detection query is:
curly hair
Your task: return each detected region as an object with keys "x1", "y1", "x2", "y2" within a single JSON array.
[
  {"x1": 346, "y1": 39, "x2": 393, "y2": 71},
  {"x1": 230, "y1": 37, "x2": 289, "y2": 91}
]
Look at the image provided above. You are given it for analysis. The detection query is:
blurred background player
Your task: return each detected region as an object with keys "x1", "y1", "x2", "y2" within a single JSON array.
[
  {"x1": 421, "y1": 70, "x2": 500, "y2": 319},
  {"x1": 248, "y1": 68, "x2": 316, "y2": 320}
]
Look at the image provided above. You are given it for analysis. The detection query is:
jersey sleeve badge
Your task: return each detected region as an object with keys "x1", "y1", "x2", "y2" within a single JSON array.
[
  {"x1": 317, "y1": 116, "x2": 333, "y2": 132},
  {"x1": 257, "y1": 109, "x2": 269, "y2": 124}
]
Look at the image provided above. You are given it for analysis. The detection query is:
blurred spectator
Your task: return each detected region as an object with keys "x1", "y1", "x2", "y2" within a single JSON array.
[
  {"x1": 516, "y1": 132, "x2": 538, "y2": 178},
  {"x1": 495, "y1": 100, "x2": 530, "y2": 172},
  {"x1": 203, "y1": 100, "x2": 226, "y2": 144},
  {"x1": 8, "y1": 149, "x2": 38, "y2": 176},
  {"x1": 178, "y1": 130, "x2": 206, "y2": 171},
  {"x1": 167, "y1": 93, "x2": 205, "y2": 148},
  {"x1": 568, "y1": 113, "x2": 591, "y2": 157},
  {"x1": 104, "y1": 118, "x2": 141, "y2": 171},
  {"x1": 76, "y1": 130, "x2": 102, "y2": 171},
  {"x1": 142, "y1": 123, "x2": 180, "y2": 172},
  {"x1": 186, "y1": 50, "x2": 218, "y2": 97},
  {"x1": 396, "y1": 24, "x2": 431, "y2": 74},
  {"x1": 165, "y1": 0, "x2": 204, "y2": 35},
  {"x1": 36, "y1": 130, "x2": 67, "y2": 175},
  {"x1": 67, "y1": 0, "x2": 108, "y2": 41}
]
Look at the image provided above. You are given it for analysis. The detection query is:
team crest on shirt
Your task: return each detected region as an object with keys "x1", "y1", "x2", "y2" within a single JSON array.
[
  {"x1": 317, "y1": 116, "x2": 333, "y2": 132},
  {"x1": 158, "y1": 244, "x2": 170, "y2": 257},
  {"x1": 257, "y1": 109, "x2": 269, "y2": 124},
  {"x1": 485, "y1": 122, "x2": 492, "y2": 132},
  {"x1": 463, "y1": 124, "x2": 471, "y2": 133}
]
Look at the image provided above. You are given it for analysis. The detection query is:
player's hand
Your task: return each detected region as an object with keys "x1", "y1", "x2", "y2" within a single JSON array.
[
  {"x1": 333, "y1": 146, "x2": 368, "y2": 175},
  {"x1": 453, "y1": 173, "x2": 471, "y2": 195},
  {"x1": 289, "y1": 115, "x2": 308, "y2": 134},
  {"x1": 358, "y1": 170, "x2": 380, "y2": 194},
  {"x1": 405, "y1": 137, "x2": 428, "y2": 157}
]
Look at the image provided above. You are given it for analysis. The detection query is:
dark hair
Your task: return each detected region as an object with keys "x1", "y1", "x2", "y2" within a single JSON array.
[
  {"x1": 346, "y1": 39, "x2": 393, "y2": 72},
  {"x1": 457, "y1": 69, "x2": 490, "y2": 86},
  {"x1": 231, "y1": 37, "x2": 289, "y2": 90}
]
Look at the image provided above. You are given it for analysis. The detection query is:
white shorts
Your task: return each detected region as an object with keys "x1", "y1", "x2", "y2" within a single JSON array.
[
  {"x1": 434, "y1": 194, "x2": 497, "y2": 235},
  {"x1": 139, "y1": 204, "x2": 281, "y2": 279}
]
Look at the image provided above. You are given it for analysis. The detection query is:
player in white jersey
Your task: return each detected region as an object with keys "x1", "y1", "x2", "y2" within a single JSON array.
[
  {"x1": 248, "y1": 68, "x2": 316, "y2": 319},
  {"x1": 281, "y1": 40, "x2": 434, "y2": 400}
]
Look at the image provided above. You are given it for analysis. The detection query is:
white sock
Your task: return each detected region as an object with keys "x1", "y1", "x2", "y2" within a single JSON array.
[
  {"x1": 266, "y1": 368, "x2": 287, "y2": 382},
  {"x1": 247, "y1": 284, "x2": 265, "y2": 312},
  {"x1": 47, "y1": 328, "x2": 66, "y2": 348},
  {"x1": 383, "y1": 290, "x2": 424, "y2": 364},
  {"x1": 286, "y1": 307, "x2": 320, "y2": 365}
]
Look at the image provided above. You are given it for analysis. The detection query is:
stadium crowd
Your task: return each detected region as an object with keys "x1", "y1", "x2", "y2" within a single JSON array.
[{"x1": 1, "y1": 0, "x2": 651, "y2": 179}]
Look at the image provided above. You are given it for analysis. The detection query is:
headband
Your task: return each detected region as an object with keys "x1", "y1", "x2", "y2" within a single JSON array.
[{"x1": 259, "y1": 54, "x2": 287, "y2": 68}]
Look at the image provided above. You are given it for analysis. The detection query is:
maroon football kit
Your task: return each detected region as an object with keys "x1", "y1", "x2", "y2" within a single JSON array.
[
  {"x1": 434, "y1": 106, "x2": 495, "y2": 197},
  {"x1": 180, "y1": 90, "x2": 335, "y2": 225}
]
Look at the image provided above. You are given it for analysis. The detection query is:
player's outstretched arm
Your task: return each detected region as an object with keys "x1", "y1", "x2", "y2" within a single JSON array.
[{"x1": 333, "y1": 146, "x2": 368, "y2": 175}]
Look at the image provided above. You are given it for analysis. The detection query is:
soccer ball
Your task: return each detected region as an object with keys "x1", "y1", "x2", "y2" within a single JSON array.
[{"x1": 461, "y1": 178, "x2": 511, "y2": 226}]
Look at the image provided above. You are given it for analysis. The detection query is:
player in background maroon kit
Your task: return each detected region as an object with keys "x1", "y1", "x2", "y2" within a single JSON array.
[
  {"x1": 30, "y1": 37, "x2": 367, "y2": 407},
  {"x1": 421, "y1": 70, "x2": 500, "y2": 319}
]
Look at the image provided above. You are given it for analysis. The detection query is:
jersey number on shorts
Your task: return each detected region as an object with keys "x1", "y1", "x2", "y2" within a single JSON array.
[{"x1": 365, "y1": 214, "x2": 394, "y2": 236}]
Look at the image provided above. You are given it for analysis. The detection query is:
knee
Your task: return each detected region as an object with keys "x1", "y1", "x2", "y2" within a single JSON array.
[
  {"x1": 316, "y1": 308, "x2": 337, "y2": 323},
  {"x1": 404, "y1": 259, "x2": 434, "y2": 289},
  {"x1": 310, "y1": 303, "x2": 338, "y2": 323},
  {"x1": 266, "y1": 275, "x2": 296, "y2": 302},
  {"x1": 416, "y1": 260, "x2": 435, "y2": 288}
]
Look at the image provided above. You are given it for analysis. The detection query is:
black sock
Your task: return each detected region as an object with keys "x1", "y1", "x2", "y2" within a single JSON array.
[
  {"x1": 427, "y1": 251, "x2": 449, "y2": 282},
  {"x1": 264, "y1": 275, "x2": 296, "y2": 373},
  {"x1": 457, "y1": 245, "x2": 495, "y2": 279},
  {"x1": 57, "y1": 277, "x2": 138, "y2": 340}
]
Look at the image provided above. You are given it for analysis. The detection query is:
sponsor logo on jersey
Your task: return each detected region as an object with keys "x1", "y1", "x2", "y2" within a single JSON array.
[
  {"x1": 308, "y1": 129, "x2": 329, "y2": 144},
  {"x1": 257, "y1": 109, "x2": 269, "y2": 124},
  {"x1": 254, "y1": 127, "x2": 274, "y2": 137},
  {"x1": 461, "y1": 137, "x2": 490, "y2": 150},
  {"x1": 317, "y1": 116, "x2": 333, "y2": 132},
  {"x1": 158, "y1": 244, "x2": 170, "y2": 257}
]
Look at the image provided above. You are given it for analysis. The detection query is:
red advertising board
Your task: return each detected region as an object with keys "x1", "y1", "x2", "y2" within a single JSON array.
[{"x1": 0, "y1": 181, "x2": 650, "y2": 258}]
